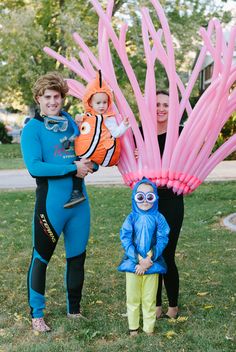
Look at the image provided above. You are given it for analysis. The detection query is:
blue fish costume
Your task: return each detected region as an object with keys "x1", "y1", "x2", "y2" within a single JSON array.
[
  {"x1": 118, "y1": 178, "x2": 170, "y2": 334},
  {"x1": 118, "y1": 178, "x2": 170, "y2": 274}
]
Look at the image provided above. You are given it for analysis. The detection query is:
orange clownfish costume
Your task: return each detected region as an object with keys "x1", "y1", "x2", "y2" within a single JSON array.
[{"x1": 74, "y1": 71, "x2": 121, "y2": 167}]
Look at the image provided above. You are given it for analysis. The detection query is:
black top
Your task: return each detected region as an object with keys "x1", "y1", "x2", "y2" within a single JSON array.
[
  {"x1": 139, "y1": 125, "x2": 183, "y2": 156},
  {"x1": 138, "y1": 125, "x2": 184, "y2": 198}
]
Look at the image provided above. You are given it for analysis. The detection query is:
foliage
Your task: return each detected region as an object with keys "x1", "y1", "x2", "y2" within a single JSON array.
[
  {"x1": 0, "y1": 0, "x2": 232, "y2": 110},
  {"x1": 0, "y1": 0, "x2": 102, "y2": 108},
  {"x1": 0, "y1": 121, "x2": 13, "y2": 144},
  {"x1": 212, "y1": 113, "x2": 236, "y2": 160},
  {"x1": 0, "y1": 183, "x2": 235, "y2": 351},
  {"x1": 119, "y1": 0, "x2": 231, "y2": 81},
  {"x1": 0, "y1": 144, "x2": 25, "y2": 169}
]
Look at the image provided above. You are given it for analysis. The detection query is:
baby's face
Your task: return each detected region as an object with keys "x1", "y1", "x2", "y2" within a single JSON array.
[
  {"x1": 135, "y1": 183, "x2": 156, "y2": 211},
  {"x1": 90, "y1": 92, "x2": 108, "y2": 115}
]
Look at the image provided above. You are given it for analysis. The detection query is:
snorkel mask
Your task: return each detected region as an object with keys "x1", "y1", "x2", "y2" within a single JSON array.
[{"x1": 43, "y1": 115, "x2": 68, "y2": 132}]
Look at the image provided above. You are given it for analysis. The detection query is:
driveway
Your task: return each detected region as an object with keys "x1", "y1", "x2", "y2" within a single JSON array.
[{"x1": 0, "y1": 160, "x2": 235, "y2": 189}]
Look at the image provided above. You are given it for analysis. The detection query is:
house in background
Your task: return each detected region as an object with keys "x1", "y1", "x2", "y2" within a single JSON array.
[{"x1": 194, "y1": 31, "x2": 236, "y2": 94}]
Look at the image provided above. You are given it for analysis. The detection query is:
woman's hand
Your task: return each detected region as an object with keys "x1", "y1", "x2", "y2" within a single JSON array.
[{"x1": 134, "y1": 148, "x2": 139, "y2": 159}]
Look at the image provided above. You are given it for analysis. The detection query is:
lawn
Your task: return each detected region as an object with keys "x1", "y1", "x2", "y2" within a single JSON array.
[
  {"x1": 0, "y1": 144, "x2": 25, "y2": 170},
  {"x1": 0, "y1": 182, "x2": 235, "y2": 351}
]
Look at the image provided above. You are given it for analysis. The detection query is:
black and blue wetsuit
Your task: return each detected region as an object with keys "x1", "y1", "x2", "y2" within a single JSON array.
[{"x1": 21, "y1": 111, "x2": 90, "y2": 318}]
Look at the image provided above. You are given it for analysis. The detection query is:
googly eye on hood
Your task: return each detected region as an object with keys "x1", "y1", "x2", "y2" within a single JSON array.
[{"x1": 132, "y1": 178, "x2": 159, "y2": 215}]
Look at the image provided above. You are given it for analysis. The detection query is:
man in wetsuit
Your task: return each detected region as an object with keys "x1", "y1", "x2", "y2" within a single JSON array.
[{"x1": 21, "y1": 72, "x2": 95, "y2": 332}]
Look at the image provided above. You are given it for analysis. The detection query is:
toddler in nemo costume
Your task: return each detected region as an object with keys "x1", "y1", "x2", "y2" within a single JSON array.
[
  {"x1": 118, "y1": 178, "x2": 170, "y2": 335},
  {"x1": 64, "y1": 70, "x2": 130, "y2": 208}
]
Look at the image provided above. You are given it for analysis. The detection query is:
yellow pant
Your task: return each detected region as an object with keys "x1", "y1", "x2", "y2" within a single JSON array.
[{"x1": 126, "y1": 272, "x2": 158, "y2": 333}]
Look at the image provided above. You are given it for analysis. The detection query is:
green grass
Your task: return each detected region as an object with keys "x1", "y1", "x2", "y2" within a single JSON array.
[
  {"x1": 0, "y1": 144, "x2": 25, "y2": 170},
  {"x1": 0, "y1": 183, "x2": 236, "y2": 351}
]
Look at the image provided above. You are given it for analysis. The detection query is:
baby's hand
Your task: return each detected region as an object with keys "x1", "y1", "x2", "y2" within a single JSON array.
[
  {"x1": 75, "y1": 114, "x2": 84, "y2": 125},
  {"x1": 135, "y1": 264, "x2": 145, "y2": 275},
  {"x1": 123, "y1": 117, "x2": 129, "y2": 126}
]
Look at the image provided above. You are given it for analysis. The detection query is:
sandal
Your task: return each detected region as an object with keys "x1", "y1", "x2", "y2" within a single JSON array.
[
  {"x1": 163, "y1": 313, "x2": 179, "y2": 319},
  {"x1": 67, "y1": 312, "x2": 89, "y2": 321}
]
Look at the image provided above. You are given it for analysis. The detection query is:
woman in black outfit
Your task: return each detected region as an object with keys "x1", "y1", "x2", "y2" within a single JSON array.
[
  {"x1": 135, "y1": 91, "x2": 184, "y2": 319},
  {"x1": 155, "y1": 91, "x2": 184, "y2": 319}
]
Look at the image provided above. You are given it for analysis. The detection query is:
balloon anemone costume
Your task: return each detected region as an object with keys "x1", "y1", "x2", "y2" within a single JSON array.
[{"x1": 44, "y1": 0, "x2": 236, "y2": 195}]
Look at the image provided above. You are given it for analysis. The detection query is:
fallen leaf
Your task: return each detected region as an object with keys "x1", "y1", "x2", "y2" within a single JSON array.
[
  {"x1": 13, "y1": 312, "x2": 23, "y2": 321},
  {"x1": 164, "y1": 330, "x2": 177, "y2": 339},
  {"x1": 203, "y1": 305, "x2": 214, "y2": 309},
  {"x1": 96, "y1": 300, "x2": 103, "y2": 304},
  {"x1": 176, "y1": 316, "x2": 188, "y2": 322},
  {"x1": 197, "y1": 292, "x2": 209, "y2": 297}
]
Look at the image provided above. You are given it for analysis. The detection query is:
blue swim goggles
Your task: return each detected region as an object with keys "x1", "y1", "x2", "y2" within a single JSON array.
[
  {"x1": 134, "y1": 191, "x2": 157, "y2": 204},
  {"x1": 43, "y1": 115, "x2": 68, "y2": 132}
]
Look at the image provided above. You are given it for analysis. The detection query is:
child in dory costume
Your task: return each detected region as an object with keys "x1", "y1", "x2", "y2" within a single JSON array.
[
  {"x1": 118, "y1": 178, "x2": 169, "y2": 335},
  {"x1": 64, "y1": 71, "x2": 130, "y2": 208}
]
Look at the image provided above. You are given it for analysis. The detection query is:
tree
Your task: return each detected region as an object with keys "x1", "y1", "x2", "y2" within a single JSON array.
[
  {"x1": 0, "y1": 0, "x2": 108, "y2": 109},
  {"x1": 0, "y1": 0, "x2": 232, "y2": 110}
]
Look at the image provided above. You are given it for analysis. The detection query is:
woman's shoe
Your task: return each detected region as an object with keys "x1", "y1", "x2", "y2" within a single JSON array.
[
  {"x1": 32, "y1": 318, "x2": 51, "y2": 332},
  {"x1": 156, "y1": 306, "x2": 163, "y2": 319},
  {"x1": 163, "y1": 313, "x2": 179, "y2": 319},
  {"x1": 67, "y1": 312, "x2": 89, "y2": 321}
]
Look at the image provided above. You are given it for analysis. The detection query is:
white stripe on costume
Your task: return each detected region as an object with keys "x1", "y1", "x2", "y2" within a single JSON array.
[
  {"x1": 80, "y1": 115, "x2": 102, "y2": 158},
  {"x1": 101, "y1": 146, "x2": 115, "y2": 166}
]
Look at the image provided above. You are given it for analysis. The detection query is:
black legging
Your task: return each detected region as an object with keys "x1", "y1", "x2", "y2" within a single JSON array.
[{"x1": 156, "y1": 188, "x2": 184, "y2": 307}]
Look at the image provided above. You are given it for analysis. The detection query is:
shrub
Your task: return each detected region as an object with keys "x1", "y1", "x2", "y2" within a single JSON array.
[{"x1": 0, "y1": 121, "x2": 13, "y2": 144}]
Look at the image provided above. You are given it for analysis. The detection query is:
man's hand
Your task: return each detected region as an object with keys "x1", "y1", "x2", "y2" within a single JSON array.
[
  {"x1": 74, "y1": 159, "x2": 94, "y2": 178},
  {"x1": 75, "y1": 114, "x2": 84, "y2": 126}
]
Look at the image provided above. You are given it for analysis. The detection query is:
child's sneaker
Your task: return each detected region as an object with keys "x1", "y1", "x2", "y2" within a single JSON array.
[
  {"x1": 32, "y1": 318, "x2": 51, "y2": 332},
  {"x1": 129, "y1": 329, "x2": 139, "y2": 337},
  {"x1": 64, "y1": 190, "x2": 86, "y2": 208}
]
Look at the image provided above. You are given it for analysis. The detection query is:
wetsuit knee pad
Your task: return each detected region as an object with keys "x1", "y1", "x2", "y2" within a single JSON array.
[
  {"x1": 66, "y1": 251, "x2": 86, "y2": 290},
  {"x1": 31, "y1": 258, "x2": 47, "y2": 295},
  {"x1": 66, "y1": 251, "x2": 86, "y2": 314}
]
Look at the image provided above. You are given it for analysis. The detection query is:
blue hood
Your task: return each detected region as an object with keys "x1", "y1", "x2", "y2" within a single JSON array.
[
  {"x1": 132, "y1": 178, "x2": 159, "y2": 215},
  {"x1": 118, "y1": 178, "x2": 169, "y2": 275}
]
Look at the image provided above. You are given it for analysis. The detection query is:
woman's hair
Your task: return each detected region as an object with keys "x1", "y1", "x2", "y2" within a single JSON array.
[
  {"x1": 156, "y1": 90, "x2": 169, "y2": 96},
  {"x1": 33, "y1": 72, "x2": 69, "y2": 102}
]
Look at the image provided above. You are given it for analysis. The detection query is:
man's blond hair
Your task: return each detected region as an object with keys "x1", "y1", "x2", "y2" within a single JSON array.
[{"x1": 33, "y1": 72, "x2": 69, "y2": 102}]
